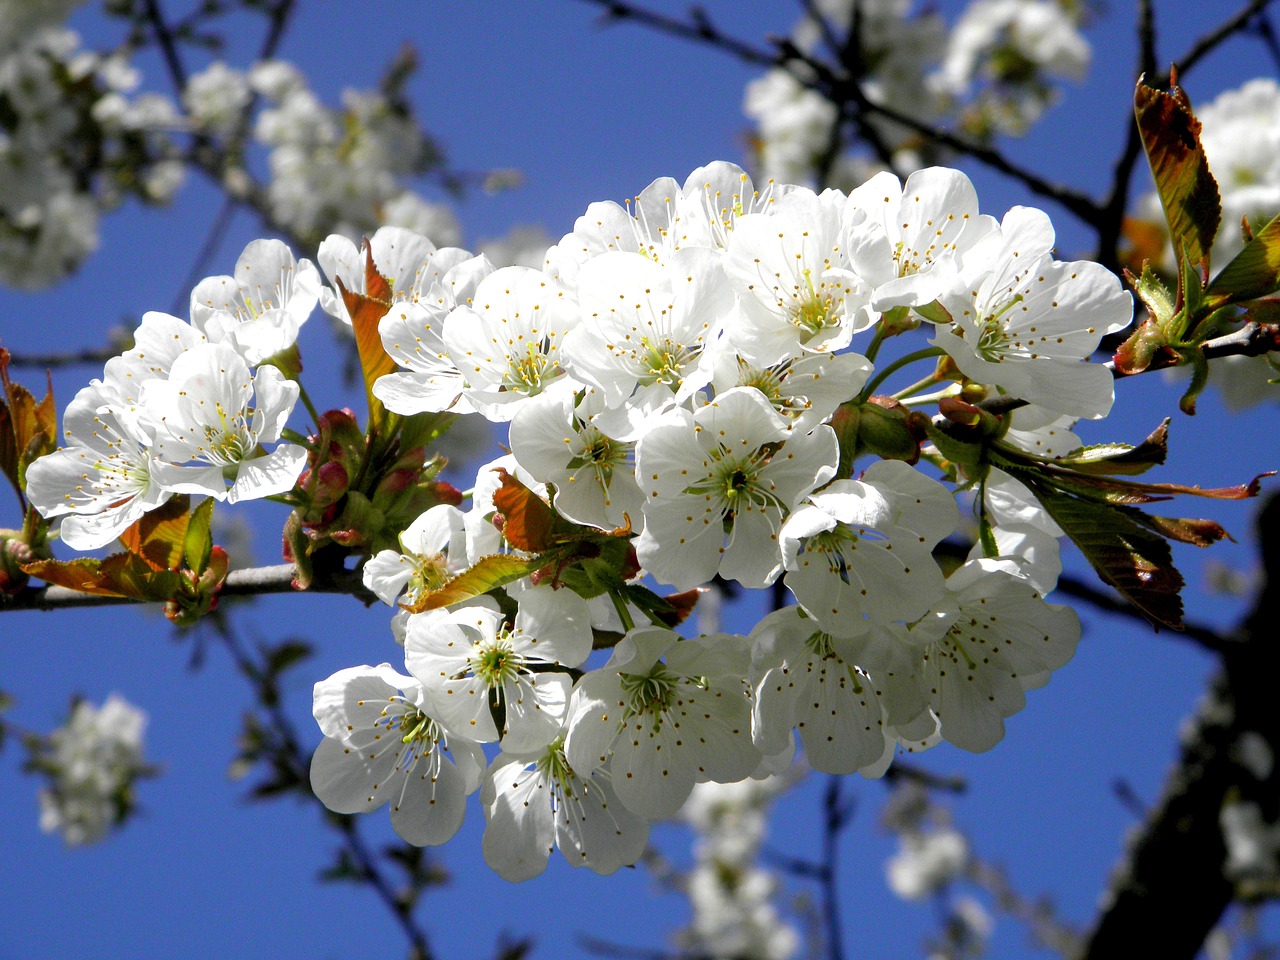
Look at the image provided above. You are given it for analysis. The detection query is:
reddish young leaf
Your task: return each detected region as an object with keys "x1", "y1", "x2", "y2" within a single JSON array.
[
  {"x1": 1135, "y1": 72, "x2": 1221, "y2": 275},
  {"x1": 337, "y1": 245, "x2": 397, "y2": 433},
  {"x1": 0, "y1": 348, "x2": 57, "y2": 496},
  {"x1": 491, "y1": 468, "x2": 559, "y2": 552}
]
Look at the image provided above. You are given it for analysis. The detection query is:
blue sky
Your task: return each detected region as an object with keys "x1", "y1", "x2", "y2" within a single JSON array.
[{"x1": 0, "y1": 1, "x2": 1275, "y2": 958}]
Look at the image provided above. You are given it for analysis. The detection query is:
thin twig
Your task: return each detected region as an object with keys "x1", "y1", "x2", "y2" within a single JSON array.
[
  {"x1": 169, "y1": 197, "x2": 239, "y2": 316},
  {"x1": 212, "y1": 615, "x2": 434, "y2": 960},
  {"x1": 821, "y1": 776, "x2": 848, "y2": 960},
  {"x1": 140, "y1": 0, "x2": 188, "y2": 93}
]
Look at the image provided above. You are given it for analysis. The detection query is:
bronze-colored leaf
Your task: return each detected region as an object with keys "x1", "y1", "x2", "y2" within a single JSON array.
[
  {"x1": 118, "y1": 495, "x2": 191, "y2": 570},
  {"x1": 337, "y1": 245, "x2": 397, "y2": 433},
  {"x1": 491, "y1": 468, "x2": 559, "y2": 552},
  {"x1": 1134, "y1": 72, "x2": 1221, "y2": 274}
]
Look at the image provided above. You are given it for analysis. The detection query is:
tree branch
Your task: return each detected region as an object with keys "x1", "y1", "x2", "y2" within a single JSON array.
[
  {"x1": 2, "y1": 562, "x2": 375, "y2": 613},
  {"x1": 1079, "y1": 491, "x2": 1280, "y2": 960}
]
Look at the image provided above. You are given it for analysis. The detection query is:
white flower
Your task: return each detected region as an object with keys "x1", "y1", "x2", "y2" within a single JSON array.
[
  {"x1": 564, "y1": 248, "x2": 734, "y2": 435},
  {"x1": 845, "y1": 167, "x2": 998, "y2": 311},
  {"x1": 403, "y1": 587, "x2": 593, "y2": 752},
  {"x1": 443, "y1": 265, "x2": 581, "y2": 421},
  {"x1": 316, "y1": 226, "x2": 473, "y2": 323},
  {"x1": 361, "y1": 504, "x2": 468, "y2": 607},
  {"x1": 905, "y1": 558, "x2": 1081, "y2": 752},
  {"x1": 930, "y1": 205, "x2": 1132, "y2": 419},
  {"x1": 140, "y1": 342, "x2": 307, "y2": 503},
  {"x1": 310, "y1": 664, "x2": 485, "y2": 847},
  {"x1": 33, "y1": 693, "x2": 150, "y2": 846},
  {"x1": 189, "y1": 239, "x2": 321, "y2": 366},
  {"x1": 373, "y1": 253, "x2": 494, "y2": 416},
  {"x1": 750, "y1": 606, "x2": 901, "y2": 775},
  {"x1": 508, "y1": 390, "x2": 643, "y2": 531},
  {"x1": 182, "y1": 61, "x2": 251, "y2": 138},
  {"x1": 25, "y1": 382, "x2": 171, "y2": 550},
  {"x1": 780, "y1": 459, "x2": 957, "y2": 635},
  {"x1": 481, "y1": 734, "x2": 649, "y2": 881},
  {"x1": 708, "y1": 347, "x2": 872, "y2": 434},
  {"x1": 565, "y1": 627, "x2": 760, "y2": 819},
  {"x1": 634, "y1": 386, "x2": 838, "y2": 590},
  {"x1": 725, "y1": 189, "x2": 873, "y2": 363},
  {"x1": 885, "y1": 826, "x2": 968, "y2": 900}
]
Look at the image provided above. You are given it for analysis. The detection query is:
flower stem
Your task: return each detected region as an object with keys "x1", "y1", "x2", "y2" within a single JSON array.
[
  {"x1": 610, "y1": 591, "x2": 636, "y2": 633},
  {"x1": 857, "y1": 347, "x2": 944, "y2": 402}
]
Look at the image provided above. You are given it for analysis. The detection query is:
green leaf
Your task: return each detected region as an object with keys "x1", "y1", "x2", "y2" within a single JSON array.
[
  {"x1": 1206, "y1": 212, "x2": 1280, "y2": 306},
  {"x1": 118, "y1": 494, "x2": 191, "y2": 570},
  {"x1": 1134, "y1": 75, "x2": 1221, "y2": 274},
  {"x1": 401, "y1": 552, "x2": 559, "y2": 613},
  {"x1": 264, "y1": 640, "x2": 313, "y2": 677},
  {"x1": 1051, "y1": 420, "x2": 1169, "y2": 476},
  {"x1": 1033, "y1": 485, "x2": 1185, "y2": 629},
  {"x1": 183, "y1": 497, "x2": 215, "y2": 576}
]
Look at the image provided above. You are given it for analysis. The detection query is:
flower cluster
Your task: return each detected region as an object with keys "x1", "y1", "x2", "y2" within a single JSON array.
[
  {"x1": 0, "y1": 12, "x2": 182, "y2": 287},
  {"x1": 307, "y1": 160, "x2": 1121, "y2": 879},
  {"x1": 244, "y1": 59, "x2": 459, "y2": 248},
  {"x1": 743, "y1": 0, "x2": 1089, "y2": 185},
  {"x1": 26, "y1": 693, "x2": 153, "y2": 845},
  {"x1": 25, "y1": 239, "x2": 313, "y2": 549},
  {"x1": 675, "y1": 778, "x2": 801, "y2": 960}
]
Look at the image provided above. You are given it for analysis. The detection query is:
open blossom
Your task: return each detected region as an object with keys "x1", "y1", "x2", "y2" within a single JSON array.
[
  {"x1": 310, "y1": 664, "x2": 486, "y2": 846},
  {"x1": 481, "y1": 732, "x2": 649, "y2": 881},
  {"x1": 845, "y1": 166, "x2": 998, "y2": 310},
  {"x1": 373, "y1": 253, "x2": 494, "y2": 416},
  {"x1": 189, "y1": 238, "x2": 321, "y2": 366},
  {"x1": 403, "y1": 587, "x2": 593, "y2": 752},
  {"x1": 564, "y1": 248, "x2": 734, "y2": 436},
  {"x1": 780, "y1": 459, "x2": 958, "y2": 635},
  {"x1": 317, "y1": 226, "x2": 473, "y2": 323},
  {"x1": 139, "y1": 342, "x2": 307, "y2": 503},
  {"x1": 361, "y1": 504, "x2": 468, "y2": 607},
  {"x1": 25, "y1": 382, "x2": 171, "y2": 551},
  {"x1": 725, "y1": 188, "x2": 874, "y2": 362},
  {"x1": 634, "y1": 386, "x2": 838, "y2": 590},
  {"x1": 929, "y1": 205, "x2": 1132, "y2": 419},
  {"x1": 442, "y1": 265, "x2": 581, "y2": 421},
  {"x1": 565, "y1": 627, "x2": 760, "y2": 818},
  {"x1": 750, "y1": 606, "x2": 901, "y2": 775},
  {"x1": 508, "y1": 390, "x2": 643, "y2": 531},
  {"x1": 905, "y1": 558, "x2": 1081, "y2": 752}
]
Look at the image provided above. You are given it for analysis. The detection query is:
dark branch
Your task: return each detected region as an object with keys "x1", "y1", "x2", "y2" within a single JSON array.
[
  {"x1": 140, "y1": 0, "x2": 189, "y2": 93},
  {"x1": 2, "y1": 562, "x2": 376, "y2": 612},
  {"x1": 1079, "y1": 491, "x2": 1280, "y2": 959}
]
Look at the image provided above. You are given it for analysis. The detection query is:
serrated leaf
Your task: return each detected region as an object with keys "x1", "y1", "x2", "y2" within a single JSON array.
[
  {"x1": 118, "y1": 495, "x2": 191, "y2": 570},
  {"x1": 1033, "y1": 487, "x2": 1185, "y2": 628},
  {"x1": 23, "y1": 552, "x2": 182, "y2": 601},
  {"x1": 337, "y1": 246, "x2": 397, "y2": 433},
  {"x1": 1037, "y1": 467, "x2": 1271, "y2": 505},
  {"x1": 23, "y1": 557, "x2": 128, "y2": 596},
  {"x1": 1206, "y1": 213, "x2": 1280, "y2": 306},
  {"x1": 1135, "y1": 74, "x2": 1221, "y2": 274},
  {"x1": 401, "y1": 552, "x2": 557, "y2": 613}
]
